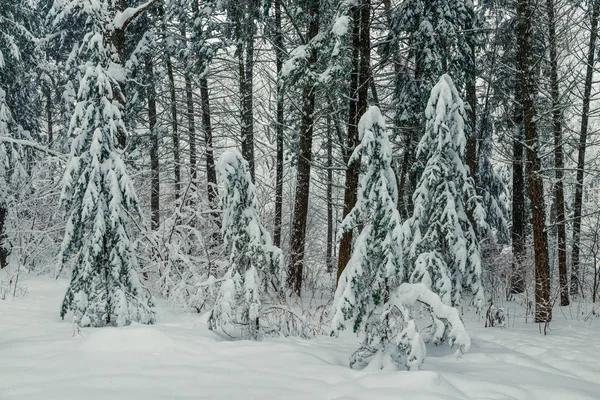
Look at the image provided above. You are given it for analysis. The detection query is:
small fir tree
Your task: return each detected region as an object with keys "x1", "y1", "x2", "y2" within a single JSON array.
[
  {"x1": 332, "y1": 106, "x2": 470, "y2": 370},
  {"x1": 208, "y1": 150, "x2": 284, "y2": 339},
  {"x1": 402, "y1": 74, "x2": 485, "y2": 307},
  {"x1": 55, "y1": 0, "x2": 154, "y2": 327}
]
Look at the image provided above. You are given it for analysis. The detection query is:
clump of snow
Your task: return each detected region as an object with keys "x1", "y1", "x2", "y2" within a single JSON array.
[{"x1": 332, "y1": 15, "x2": 349, "y2": 36}]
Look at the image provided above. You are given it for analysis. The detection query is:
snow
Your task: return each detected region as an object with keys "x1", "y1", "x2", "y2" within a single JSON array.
[
  {"x1": 332, "y1": 16, "x2": 350, "y2": 36},
  {"x1": 3, "y1": 275, "x2": 600, "y2": 399}
]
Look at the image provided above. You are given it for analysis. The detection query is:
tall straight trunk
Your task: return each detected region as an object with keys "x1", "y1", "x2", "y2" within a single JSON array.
[
  {"x1": 326, "y1": 114, "x2": 334, "y2": 273},
  {"x1": 0, "y1": 203, "x2": 7, "y2": 269},
  {"x1": 200, "y1": 76, "x2": 218, "y2": 209},
  {"x1": 113, "y1": 0, "x2": 127, "y2": 149},
  {"x1": 46, "y1": 87, "x2": 53, "y2": 145},
  {"x1": 571, "y1": 0, "x2": 600, "y2": 296},
  {"x1": 273, "y1": 0, "x2": 284, "y2": 248},
  {"x1": 166, "y1": 55, "x2": 181, "y2": 199},
  {"x1": 511, "y1": 84, "x2": 526, "y2": 295},
  {"x1": 547, "y1": 0, "x2": 569, "y2": 306},
  {"x1": 289, "y1": 0, "x2": 320, "y2": 296},
  {"x1": 236, "y1": 0, "x2": 255, "y2": 180},
  {"x1": 517, "y1": 0, "x2": 551, "y2": 323},
  {"x1": 465, "y1": 34, "x2": 477, "y2": 181},
  {"x1": 180, "y1": 22, "x2": 198, "y2": 184},
  {"x1": 146, "y1": 57, "x2": 160, "y2": 230},
  {"x1": 336, "y1": 0, "x2": 370, "y2": 283}
]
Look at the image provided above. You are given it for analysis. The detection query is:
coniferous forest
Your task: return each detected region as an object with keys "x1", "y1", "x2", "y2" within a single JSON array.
[{"x1": 3, "y1": 0, "x2": 600, "y2": 397}]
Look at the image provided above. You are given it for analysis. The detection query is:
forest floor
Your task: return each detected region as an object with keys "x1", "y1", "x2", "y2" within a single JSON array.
[{"x1": 2, "y1": 274, "x2": 600, "y2": 400}]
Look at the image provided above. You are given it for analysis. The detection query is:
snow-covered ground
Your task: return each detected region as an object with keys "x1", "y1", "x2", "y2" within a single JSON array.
[{"x1": 2, "y1": 275, "x2": 600, "y2": 400}]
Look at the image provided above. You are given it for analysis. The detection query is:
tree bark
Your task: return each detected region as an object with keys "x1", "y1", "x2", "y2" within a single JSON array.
[
  {"x1": 337, "y1": 0, "x2": 370, "y2": 284},
  {"x1": 273, "y1": 0, "x2": 284, "y2": 248},
  {"x1": 517, "y1": 0, "x2": 551, "y2": 322},
  {"x1": 0, "y1": 203, "x2": 7, "y2": 269},
  {"x1": 465, "y1": 29, "x2": 477, "y2": 182},
  {"x1": 166, "y1": 55, "x2": 181, "y2": 199},
  {"x1": 179, "y1": 22, "x2": 198, "y2": 184},
  {"x1": 200, "y1": 76, "x2": 218, "y2": 210},
  {"x1": 46, "y1": 87, "x2": 53, "y2": 145},
  {"x1": 547, "y1": 0, "x2": 569, "y2": 306},
  {"x1": 511, "y1": 86, "x2": 526, "y2": 295},
  {"x1": 146, "y1": 56, "x2": 160, "y2": 230},
  {"x1": 326, "y1": 113, "x2": 334, "y2": 273},
  {"x1": 571, "y1": 0, "x2": 600, "y2": 297},
  {"x1": 289, "y1": 0, "x2": 320, "y2": 296}
]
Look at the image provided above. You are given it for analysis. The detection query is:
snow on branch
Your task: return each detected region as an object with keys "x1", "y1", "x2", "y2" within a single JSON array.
[
  {"x1": 112, "y1": 0, "x2": 162, "y2": 31},
  {"x1": 0, "y1": 136, "x2": 66, "y2": 160}
]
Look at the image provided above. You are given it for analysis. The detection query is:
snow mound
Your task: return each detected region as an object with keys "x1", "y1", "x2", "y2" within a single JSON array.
[{"x1": 79, "y1": 323, "x2": 175, "y2": 354}]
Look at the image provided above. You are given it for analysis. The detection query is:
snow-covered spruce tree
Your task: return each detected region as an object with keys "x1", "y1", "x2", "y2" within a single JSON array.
[
  {"x1": 332, "y1": 106, "x2": 470, "y2": 370},
  {"x1": 208, "y1": 150, "x2": 284, "y2": 339},
  {"x1": 55, "y1": 1, "x2": 154, "y2": 327},
  {"x1": 402, "y1": 74, "x2": 485, "y2": 307}
]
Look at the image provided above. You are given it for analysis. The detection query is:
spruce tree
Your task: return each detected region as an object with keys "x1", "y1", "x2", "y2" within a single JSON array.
[
  {"x1": 208, "y1": 150, "x2": 284, "y2": 339},
  {"x1": 55, "y1": 0, "x2": 154, "y2": 327},
  {"x1": 332, "y1": 106, "x2": 470, "y2": 370},
  {"x1": 402, "y1": 74, "x2": 485, "y2": 307}
]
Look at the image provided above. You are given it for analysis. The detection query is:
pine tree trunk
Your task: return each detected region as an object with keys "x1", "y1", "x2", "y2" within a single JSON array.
[
  {"x1": 511, "y1": 86, "x2": 526, "y2": 295},
  {"x1": 200, "y1": 76, "x2": 218, "y2": 211},
  {"x1": 517, "y1": 0, "x2": 551, "y2": 323},
  {"x1": 289, "y1": 0, "x2": 320, "y2": 296},
  {"x1": 326, "y1": 114, "x2": 334, "y2": 273},
  {"x1": 337, "y1": 0, "x2": 370, "y2": 283},
  {"x1": 166, "y1": 55, "x2": 181, "y2": 200},
  {"x1": 0, "y1": 202, "x2": 7, "y2": 269},
  {"x1": 46, "y1": 87, "x2": 53, "y2": 145},
  {"x1": 237, "y1": 0, "x2": 255, "y2": 180},
  {"x1": 571, "y1": 0, "x2": 600, "y2": 297},
  {"x1": 465, "y1": 32, "x2": 477, "y2": 182},
  {"x1": 273, "y1": 0, "x2": 284, "y2": 248},
  {"x1": 547, "y1": 0, "x2": 569, "y2": 306},
  {"x1": 180, "y1": 22, "x2": 197, "y2": 184},
  {"x1": 146, "y1": 56, "x2": 160, "y2": 230}
]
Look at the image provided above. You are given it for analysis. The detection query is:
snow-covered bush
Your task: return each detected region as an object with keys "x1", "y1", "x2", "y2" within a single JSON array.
[
  {"x1": 139, "y1": 184, "x2": 225, "y2": 312},
  {"x1": 332, "y1": 106, "x2": 470, "y2": 370},
  {"x1": 208, "y1": 150, "x2": 285, "y2": 339},
  {"x1": 402, "y1": 74, "x2": 485, "y2": 307},
  {"x1": 54, "y1": 2, "x2": 154, "y2": 327}
]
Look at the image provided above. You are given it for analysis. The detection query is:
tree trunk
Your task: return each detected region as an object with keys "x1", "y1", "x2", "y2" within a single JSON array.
[
  {"x1": 511, "y1": 87, "x2": 526, "y2": 295},
  {"x1": 289, "y1": 0, "x2": 320, "y2": 296},
  {"x1": 465, "y1": 4, "x2": 477, "y2": 182},
  {"x1": 337, "y1": 0, "x2": 370, "y2": 283},
  {"x1": 326, "y1": 113, "x2": 334, "y2": 273},
  {"x1": 146, "y1": 56, "x2": 160, "y2": 230},
  {"x1": 166, "y1": 55, "x2": 181, "y2": 199},
  {"x1": 547, "y1": 0, "x2": 569, "y2": 306},
  {"x1": 517, "y1": 0, "x2": 551, "y2": 323},
  {"x1": 200, "y1": 76, "x2": 218, "y2": 210},
  {"x1": 46, "y1": 87, "x2": 53, "y2": 145},
  {"x1": 0, "y1": 203, "x2": 7, "y2": 269},
  {"x1": 180, "y1": 22, "x2": 198, "y2": 184},
  {"x1": 236, "y1": 0, "x2": 255, "y2": 180},
  {"x1": 571, "y1": 0, "x2": 600, "y2": 297},
  {"x1": 273, "y1": 0, "x2": 284, "y2": 248}
]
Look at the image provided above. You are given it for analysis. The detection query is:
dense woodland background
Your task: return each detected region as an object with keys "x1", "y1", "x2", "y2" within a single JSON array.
[{"x1": 3, "y1": 0, "x2": 600, "y2": 337}]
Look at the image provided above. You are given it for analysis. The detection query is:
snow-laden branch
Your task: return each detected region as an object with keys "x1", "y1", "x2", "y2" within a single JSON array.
[
  {"x1": 0, "y1": 136, "x2": 66, "y2": 161},
  {"x1": 112, "y1": 0, "x2": 162, "y2": 31}
]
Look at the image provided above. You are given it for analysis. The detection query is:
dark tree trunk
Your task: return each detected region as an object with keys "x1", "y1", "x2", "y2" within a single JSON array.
[
  {"x1": 146, "y1": 56, "x2": 160, "y2": 230},
  {"x1": 0, "y1": 203, "x2": 7, "y2": 269},
  {"x1": 326, "y1": 114, "x2": 334, "y2": 273},
  {"x1": 236, "y1": 0, "x2": 256, "y2": 180},
  {"x1": 465, "y1": 31, "x2": 477, "y2": 182},
  {"x1": 547, "y1": 0, "x2": 569, "y2": 306},
  {"x1": 517, "y1": 0, "x2": 551, "y2": 323},
  {"x1": 46, "y1": 87, "x2": 53, "y2": 145},
  {"x1": 337, "y1": 0, "x2": 370, "y2": 284},
  {"x1": 166, "y1": 55, "x2": 181, "y2": 199},
  {"x1": 179, "y1": 22, "x2": 198, "y2": 184},
  {"x1": 289, "y1": 0, "x2": 320, "y2": 296},
  {"x1": 273, "y1": 0, "x2": 284, "y2": 248},
  {"x1": 571, "y1": 0, "x2": 600, "y2": 297},
  {"x1": 200, "y1": 77, "x2": 218, "y2": 210},
  {"x1": 511, "y1": 86, "x2": 526, "y2": 295}
]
